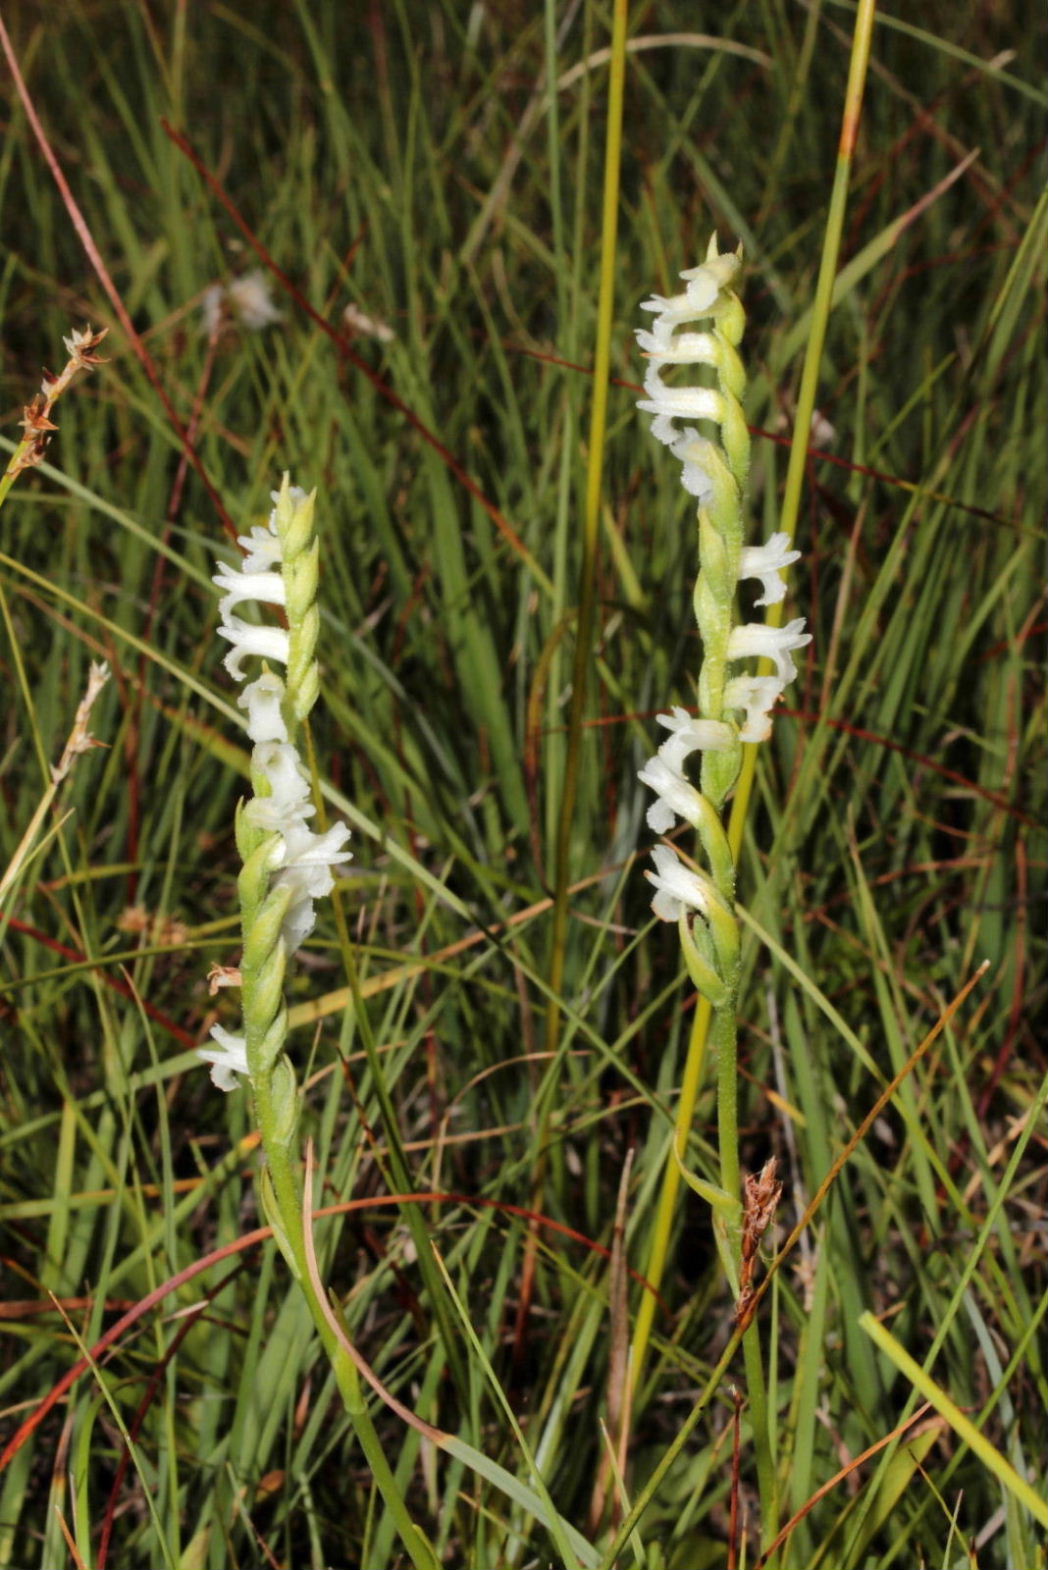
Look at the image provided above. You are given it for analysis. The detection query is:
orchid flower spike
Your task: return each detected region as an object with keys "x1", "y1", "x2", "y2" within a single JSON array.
[
  {"x1": 635, "y1": 235, "x2": 748, "y2": 488},
  {"x1": 201, "y1": 478, "x2": 351, "y2": 1091}
]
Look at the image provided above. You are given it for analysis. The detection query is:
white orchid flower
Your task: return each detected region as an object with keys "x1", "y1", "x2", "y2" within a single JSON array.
[
  {"x1": 738, "y1": 532, "x2": 801, "y2": 606},
  {"x1": 727, "y1": 618, "x2": 811, "y2": 688},
  {"x1": 722, "y1": 675, "x2": 786, "y2": 743},
  {"x1": 198, "y1": 1024, "x2": 249, "y2": 1092},
  {"x1": 243, "y1": 742, "x2": 315, "y2": 831},
  {"x1": 645, "y1": 844, "x2": 715, "y2": 923},
  {"x1": 214, "y1": 560, "x2": 286, "y2": 617},
  {"x1": 636, "y1": 363, "x2": 723, "y2": 452},
  {"x1": 216, "y1": 617, "x2": 290, "y2": 682},
  {"x1": 238, "y1": 672, "x2": 289, "y2": 745},
  {"x1": 654, "y1": 706, "x2": 735, "y2": 774},
  {"x1": 638, "y1": 754, "x2": 707, "y2": 833},
  {"x1": 274, "y1": 820, "x2": 353, "y2": 951}
]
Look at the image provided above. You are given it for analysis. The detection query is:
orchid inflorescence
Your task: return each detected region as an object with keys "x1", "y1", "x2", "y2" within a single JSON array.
[
  {"x1": 636, "y1": 237, "x2": 810, "y2": 979},
  {"x1": 200, "y1": 477, "x2": 351, "y2": 1093}
]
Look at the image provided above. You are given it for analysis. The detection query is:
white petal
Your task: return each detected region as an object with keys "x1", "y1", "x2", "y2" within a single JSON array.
[
  {"x1": 654, "y1": 707, "x2": 735, "y2": 774},
  {"x1": 644, "y1": 411, "x2": 686, "y2": 449},
  {"x1": 238, "y1": 673, "x2": 288, "y2": 744},
  {"x1": 638, "y1": 291, "x2": 686, "y2": 321},
  {"x1": 646, "y1": 797, "x2": 677, "y2": 834},
  {"x1": 727, "y1": 618, "x2": 811, "y2": 687},
  {"x1": 236, "y1": 522, "x2": 283, "y2": 573},
  {"x1": 638, "y1": 754, "x2": 706, "y2": 832},
  {"x1": 670, "y1": 432, "x2": 715, "y2": 500},
  {"x1": 644, "y1": 844, "x2": 711, "y2": 922},
  {"x1": 198, "y1": 1024, "x2": 249, "y2": 1092},
  {"x1": 217, "y1": 619, "x2": 290, "y2": 681},
  {"x1": 245, "y1": 741, "x2": 314, "y2": 829},
  {"x1": 681, "y1": 243, "x2": 741, "y2": 298},
  {"x1": 639, "y1": 364, "x2": 722, "y2": 425},
  {"x1": 681, "y1": 272, "x2": 721, "y2": 314},
  {"x1": 214, "y1": 561, "x2": 287, "y2": 615},
  {"x1": 274, "y1": 821, "x2": 352, "y2": 949},
  {"x1": 738, "y1": 533, "x2": 801, "y2": 607},
  {"x1": 723, "y1": 675, "x2": 782, "y2": 742},
  {"x1": 280, "y1": 820, "x2": 352, "y2": 882},
  {"x1": 636, "y1": 327, "x2": 719, "y2": 366}
]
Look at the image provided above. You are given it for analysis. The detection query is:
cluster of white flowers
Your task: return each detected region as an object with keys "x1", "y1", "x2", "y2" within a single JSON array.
[
  {"x1": 636, "y1": 249, "x2": 743, "y2": 501},
  {"x1": 635, "y1": 242, "x2": 811, "y2": 923},
  {"x1": 199, "y1": 488, "x2": 351, "y2": 1091}
]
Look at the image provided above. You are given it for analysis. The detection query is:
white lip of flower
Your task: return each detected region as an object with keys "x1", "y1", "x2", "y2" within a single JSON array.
[
  {"x1": 727, "y1": 617, "x2": 811, "y2": 688},
  {"x1": 669, "y1": 432, "x2": 715, "y2": 500},
  {"x1": 239, "y1": 673, "x2": 289, "y2": 745},
  {"x1": 273, "y1": 820, "x2": 353, "y2": 950},
  {"x1": 216, "y1": 618, "x2": 290, "y2": 682},
  {"x1": 214, "y1": 560, "x2": 287, "y2": 617},
  {"x1": 722, "y1": 675, "x2": 784, "y2": 743},
  {"x1": 243, "y1": 741, "x2": 315, "y2": 830},
  {"x1": 638, "y1": 754, "x2": 707, "y2": 833},
  {"x1": 198, "y1": 1024, "x2": 249, "y2": 1092},
  {"x1": 635, "y1": 326, "x2": 718, "y2": 363},
  {"x1": 236, "y1": 522, "x2": 283, "y2": 572},
  {"x1": 637, "y1": 244, "x2": 740, "y2": 328},
  {"x1": 637, "y1": 364, "x2": 722, "y2": 450},
  {"x1": 654, "y1": 706, "x2": 735, "y2": 774},
  {"x1": 739, "y1": 533, "x2": 801, "y2": 607},
  {"x1": 645, "y1": 843, "x2": 714, "y2": 922}
]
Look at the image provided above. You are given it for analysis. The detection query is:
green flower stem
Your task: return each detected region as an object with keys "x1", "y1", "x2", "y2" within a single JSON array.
[
  {"x1": 252, "y1": 1072, "x2": 441, "y2": 1570},
  {"x1": 237, "y1": 832, "x2": 438, "y2": 1568},
  {"x1": 632, "y1": 245, "x2": 782, "y2": 1550},
  {"x1": 214, "y1": 475, "x2": 436, "y2": 1570},
  {"x1": 712, "y1": 997, "x2": 778, "y2": 1548}
]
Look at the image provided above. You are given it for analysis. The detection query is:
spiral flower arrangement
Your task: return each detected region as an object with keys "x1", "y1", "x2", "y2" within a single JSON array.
[
  {"x1": 633, "y1": 242, "x2": 810, "y2": 1540},
  {"x1": 200, "y1": 477, "x2": 351, "y2": 1117},
  {"x1": 636, "y1": 237, "x2": 810, "y2": 993}
]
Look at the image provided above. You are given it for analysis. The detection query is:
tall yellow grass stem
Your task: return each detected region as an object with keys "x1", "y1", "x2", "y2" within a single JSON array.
[
  {"x1": 547, "y1": 0, "x2": 629, "y2": 1055},
  {"x1": 518, "y1": 0, "x2": 628, "y2": 1361}
]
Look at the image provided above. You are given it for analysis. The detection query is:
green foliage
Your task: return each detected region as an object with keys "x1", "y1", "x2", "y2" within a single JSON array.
[{"x1": 0, "y1": 2, "x2": 1043, "y2": 1567}]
